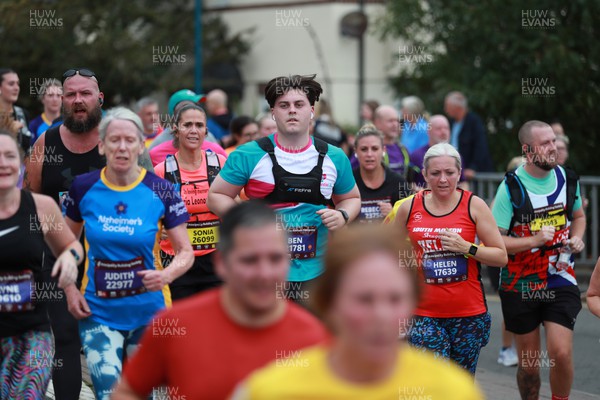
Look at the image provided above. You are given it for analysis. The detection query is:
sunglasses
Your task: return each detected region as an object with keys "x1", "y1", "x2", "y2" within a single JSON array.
[{"x1": 62, "y1": 68, "x2": 96, "y2": 82}]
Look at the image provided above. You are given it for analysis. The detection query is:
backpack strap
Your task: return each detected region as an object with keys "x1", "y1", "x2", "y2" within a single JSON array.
[
  {"x1": 205, "y1": 149, "x2": 221, "y2": 186},
  {"x1": 312, "y1": 137, "x2": 328, "y2": 170},
  {"x1": 164, "y1": 154, "x2": 182, "y2": 192},
  {"x1": 256, "y1": 136, "x2": 278, "y2": 165},
  {"x1": 504, "y1": 170, "x2": 534, "y2": 234},
  {"x1": 562, "y1": 166, "x2": 579, "y2": 220}
]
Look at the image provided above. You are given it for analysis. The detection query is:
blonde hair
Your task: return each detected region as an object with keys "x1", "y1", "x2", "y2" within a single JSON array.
[{"x1": 423, "y1": 143, "x2": 462, "y2": 171}]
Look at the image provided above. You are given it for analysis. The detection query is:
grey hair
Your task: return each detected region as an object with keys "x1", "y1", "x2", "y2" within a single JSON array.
[
  {"x1": 135, "y1": 97, "x2": 158, "y2": 113},
  {"x1": 38, "y1": 79, "x2": 62, "y2": 101},
  {"x1": 99, "y1": 107, "x2": 145, "y2": 142},
  {"x1": 401, "y1": 96, "x2": 425, "y2": 115},
  {"x1": 445, "y1": 91, "x2": 468, "y2": 108},
  {"x1": 423, "y1": 143, "x2": 462, "y2": 171}
]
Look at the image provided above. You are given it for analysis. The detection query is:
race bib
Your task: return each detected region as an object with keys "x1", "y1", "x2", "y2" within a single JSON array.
[
  {"x1": 0, "y1": 270, "x2": 34, "y2": 312},
  {"x1": 422, "y1": 251, "x2": 468, "y2": 284},
  {"x1": 187, "y1": 219, "x2": 219, "y2": 251},
  {"x1": 529, "y1": 204, "x2": 566, "y2": 232},
  {"x1": 288, "y1": 226, "x2": 317, "y2": 259},
  {"x1": 95, "y1": 257, "x2": 146, "y2": 298},
  {"x1": 360, "y1": 198, "x2": 389, "y2": 221}
]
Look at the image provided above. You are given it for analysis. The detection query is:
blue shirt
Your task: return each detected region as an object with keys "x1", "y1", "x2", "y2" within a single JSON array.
[
  {"x1": 66, "y1": 168, "x2": 189, "y2": 330},
  {"x1": 401, "y1": 116, "x2": 429, "y2": 153},
  {"x1": 450, "y1": 119, "x2": 464, "y2": 149}
]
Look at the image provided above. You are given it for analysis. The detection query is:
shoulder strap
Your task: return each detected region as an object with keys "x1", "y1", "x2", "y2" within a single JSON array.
[
  {"x1": 205, "y1": 150, "x2": 221, "y2": 186},
  {"x1": 312, "y1": 137, "x2": 328, "y2": 169},
  {"x1": 256, "y1": 136, "x2": 278, "y2": 166},
  {"x1": 561, "y1": 166, "x2": 579, "y2": 220},
  {"x1": 256, "y1": 136, "x2": 275, "y2": 154},
  {"x1": 164, "y1": 154, "x2": 182, "y2": 190},
  {"x1": 400, "y1": 145, "x2": 410, "y2": 180},
  {"x1": 504, "y1": 170, "x2": 534, "y2": 234}
]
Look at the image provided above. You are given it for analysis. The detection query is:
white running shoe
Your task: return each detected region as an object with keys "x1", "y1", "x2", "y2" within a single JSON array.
[{"x1": 497, "y1": 346, "x2": 519, "y2": 367}]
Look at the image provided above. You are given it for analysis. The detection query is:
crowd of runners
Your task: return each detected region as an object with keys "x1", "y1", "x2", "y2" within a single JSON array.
[{"x1": 0, "y1": 67, "x2": 598, "y2": 400}]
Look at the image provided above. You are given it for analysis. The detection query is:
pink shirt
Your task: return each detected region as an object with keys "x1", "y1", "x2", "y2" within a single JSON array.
[{"x1": 149, "y1": 139, "x2": 227, "y2": 167}]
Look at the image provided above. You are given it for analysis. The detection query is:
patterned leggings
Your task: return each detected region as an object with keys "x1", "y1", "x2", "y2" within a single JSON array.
[
  {"x1": 79, "y1": 318, "x2": 146, "y2": 400},
  {"x1": 0, "y1": 330, "x2": 53, "y2": 399},
  {"x1": 408, "y1": 312, "x2": 491, "y2": 374}
]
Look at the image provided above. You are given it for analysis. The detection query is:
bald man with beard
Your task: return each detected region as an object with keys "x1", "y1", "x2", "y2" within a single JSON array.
[{"x1": 23, "y1": 68, "x2": 153, "y2": 400}]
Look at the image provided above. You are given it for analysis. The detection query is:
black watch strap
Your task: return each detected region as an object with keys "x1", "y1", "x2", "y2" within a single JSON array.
[{"x1": 338, "y1": 209, "x2": 349, "y2": 224}]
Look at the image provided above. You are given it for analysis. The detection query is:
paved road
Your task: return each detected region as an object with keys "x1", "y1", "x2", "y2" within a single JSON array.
[{"x1": 476, "y1": 295, "x2": 600, "y2": 399}]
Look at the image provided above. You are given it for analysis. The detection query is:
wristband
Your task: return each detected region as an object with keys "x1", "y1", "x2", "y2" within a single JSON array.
[{"x1": 69, "y1": 248, "x2": 81, "y2": 263}]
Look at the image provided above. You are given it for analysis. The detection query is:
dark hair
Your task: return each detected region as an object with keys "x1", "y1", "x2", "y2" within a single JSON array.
[
  {"x1": 217, "y1": 201, "x2": 278, "y2": 256},
  {"x1": 312, "y1": 224, "x2": 421, "y2": 319},
  {"x1": 172, "y1": 104, "x2": 206, "y2": 148},
  {"x1": 363, "y1": 100, "x2": 379, "y2": 115},
  {"x1": 229, "y1": 116, "x2": 256, "y2": 136},
  {"x1": 0, "y1": 68, "x2": 16, "y2": 85},
  {"x1": 264, "y1": 74, "x2": 323, "y2": 108}
]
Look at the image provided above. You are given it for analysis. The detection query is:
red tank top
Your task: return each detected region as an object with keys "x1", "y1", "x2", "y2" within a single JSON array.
[{"x1": 406, "y1": 189, "x2": 486, "y2": 318}]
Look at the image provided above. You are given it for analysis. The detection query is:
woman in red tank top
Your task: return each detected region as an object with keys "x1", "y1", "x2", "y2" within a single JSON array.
[{"x1": 395, "y1": 143, "x2": 507, "y2": 374}]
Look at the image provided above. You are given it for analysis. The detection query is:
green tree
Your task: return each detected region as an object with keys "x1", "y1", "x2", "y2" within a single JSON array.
[
  {"x1": 378, "y1": 0, "x2": 600, "y2": 174},
  {"x1": 0, "y1": 0, "x2": 253, "y2": 113}
]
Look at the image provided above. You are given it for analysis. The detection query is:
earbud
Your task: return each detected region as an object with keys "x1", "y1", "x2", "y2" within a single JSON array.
[
  {"x1": 98, "y1": 98, "x2": 104, "y2": 105},
  {"x1": 310, "y1": 112, "x2": 314, "y2": 119},
  {"x1": 271, "y1": 115, "x2": 275, "y2": 121}
]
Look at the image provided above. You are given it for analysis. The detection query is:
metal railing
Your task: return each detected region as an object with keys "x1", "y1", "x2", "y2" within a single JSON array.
[{"x1": 472, "y1": 172, "x2": 599, "y2": 267}]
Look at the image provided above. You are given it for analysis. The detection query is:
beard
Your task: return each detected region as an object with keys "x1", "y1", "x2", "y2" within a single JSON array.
[
  {"x1": 63, "y1": 104, "x2": 102, "y2": 134},
  {"x1": 533, "y1": 152, "x2": 557, "y2": 171}
]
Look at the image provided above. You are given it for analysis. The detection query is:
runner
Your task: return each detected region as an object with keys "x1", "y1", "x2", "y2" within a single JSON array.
[
  {"x1": 491, "y1": 120, "x2": 585, "y2": 400},
  {"x1": 154, "y1": 104, "x2": 227, "y2": 300},
  {"x1": 231, "y1": 224, "x2": 483, "y2": 399},
  {"x1": 395, "y1": 143, "x2": 507, "y2": 374},
  {"x1": 23, "y1": 68, "x2": 154, "y2": 400},
  {"x1": 588, "y1": 257, "x2": 600, "y2": 318},
  {"x1": 0, "y1": 131, "x2": 80, "y2": 398},
  {"x1": 208, "y1": 74, "x2": 360, "y2": 302},
  {"x1": 62, "y1": 107, "x2": 193, "y2": 400},
  {"x1": 112, "y1": 201, "x2": 328, "y2": 400},
  {"x1": 352, "y1": 124, "x2": 409, "y2": 223}
]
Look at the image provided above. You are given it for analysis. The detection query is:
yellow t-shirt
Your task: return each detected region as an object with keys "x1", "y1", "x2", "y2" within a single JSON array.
[
  {"x1": 383, "y1": 194, "x2": 415, "y2": 224},
  {"x1": 231, "y1": 345, "x2": 483, "y2": 400}
]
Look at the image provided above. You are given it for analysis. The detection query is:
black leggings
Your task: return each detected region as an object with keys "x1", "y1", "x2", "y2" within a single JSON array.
[
  {"x1": 42, "y1": 267, "x2": 82, "y2": 400},
  {"x1": 161, "y1": 251, "x2": 222, "y2": 301}
]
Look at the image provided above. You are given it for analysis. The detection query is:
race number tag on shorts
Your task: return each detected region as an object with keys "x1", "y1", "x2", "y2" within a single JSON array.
[
  {"x1": 95, "y1": 257, "x2": 146, "y2": 298},
  {"x1": 187, "y1": 220, "x2": 219, "y2": 251},
  {"x1": 0, "y1": 270, "x2": 34, "y2": 312},
  {"x1": 422, "y1": 251, "x2": 468, "y2": 284},
  {"x1": 288, "y1": 226, "x2": 317, "y2": 259}
]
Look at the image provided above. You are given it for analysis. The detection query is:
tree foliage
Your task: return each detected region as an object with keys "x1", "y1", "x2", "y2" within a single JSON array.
[
  {"x1": 378, "y1": 0, "x2": 600, "y2": 174},
  {"x1": 0, "y1": 0, "x2": 253, "y2": 112}
]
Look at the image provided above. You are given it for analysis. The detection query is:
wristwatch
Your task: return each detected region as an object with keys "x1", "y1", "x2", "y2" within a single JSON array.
[
  {"x1": 69, "y1": 248, "x2": 81, "y2": 263},
  {"x1": 467, "y1": 243, "x2": 478, "y2": 257},
  {"x1": 338, "y1": 209, "x2": 349, "y2": 224}
]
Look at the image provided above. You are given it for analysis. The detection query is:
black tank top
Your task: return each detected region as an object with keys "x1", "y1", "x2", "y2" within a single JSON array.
[
  {"x1": 0, "y1": 190, "x2": 50, "y2": 337},
  {"x1": 41, "y1": 125, "x2": 106, "y2": 205},
  {"x1": 40, "y1": 126, "x2": 104, "y2": 275}
]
